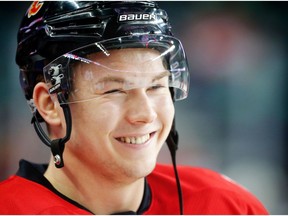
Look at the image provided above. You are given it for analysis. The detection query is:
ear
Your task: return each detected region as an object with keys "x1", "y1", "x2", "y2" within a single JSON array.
[{"x1": 33, "y1": 82, "x2": 62, "y2": 126}]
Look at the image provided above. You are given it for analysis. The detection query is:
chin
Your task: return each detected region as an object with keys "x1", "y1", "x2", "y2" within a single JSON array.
[{"x1": 127, "y1": 158, "x2": 157, "y2": 179}]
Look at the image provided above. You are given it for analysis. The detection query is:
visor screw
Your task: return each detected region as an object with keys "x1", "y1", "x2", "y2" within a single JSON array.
[{"x1": 54, "y1": 155, "x2": 62, "y2": 166}]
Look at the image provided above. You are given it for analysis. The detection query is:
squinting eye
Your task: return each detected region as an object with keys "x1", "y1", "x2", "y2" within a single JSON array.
[
  {"x1": 148, "y1": 84, "x2": 166, "y2": 91},
  {"x1": 103, "y1": 89, "x2": 125, "y2": 94}
]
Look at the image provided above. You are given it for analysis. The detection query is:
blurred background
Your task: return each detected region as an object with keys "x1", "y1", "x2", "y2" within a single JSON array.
[{"x1": 0, "y1": 1, "x2": 287, "y2": 214}]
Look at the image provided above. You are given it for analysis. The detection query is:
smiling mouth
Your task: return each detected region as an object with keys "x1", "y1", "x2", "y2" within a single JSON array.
[{"x1": 116, "y1": 133, "x2": 152, "y2": 145}]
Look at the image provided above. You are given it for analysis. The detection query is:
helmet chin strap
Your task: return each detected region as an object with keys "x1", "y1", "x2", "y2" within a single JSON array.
[
  {"x1": 166, "y1": 117, "x2": 184, "y2": 215},
  {"x1": 31, "y1": 92, "x2": 72, "y2": 168},
  {"x1": 165, "y1": 86, "x2": 183, "y2": 214}
]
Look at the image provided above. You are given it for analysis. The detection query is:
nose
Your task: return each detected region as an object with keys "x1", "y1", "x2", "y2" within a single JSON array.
[{"x1": 125, "y1": 90, "x2": 157, "y2": 125}]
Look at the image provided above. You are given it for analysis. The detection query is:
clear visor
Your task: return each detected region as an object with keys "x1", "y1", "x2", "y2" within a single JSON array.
[{"x1": 43, "y1": 35, "x2": 189, "y2": 104}]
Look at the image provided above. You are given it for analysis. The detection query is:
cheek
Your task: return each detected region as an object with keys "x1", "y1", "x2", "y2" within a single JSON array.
[
  {"x1": 70, "y1": 102, "x2": 121, "y2": 137},
  {"x1": 156, "y1": 96, "x2": 175, "y2": 131},
  {"x1": 158, "y1": 96, "x2": 174, "y2": 116}
]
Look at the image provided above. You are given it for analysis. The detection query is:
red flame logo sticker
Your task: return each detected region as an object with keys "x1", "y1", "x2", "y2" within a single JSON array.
[{"x1": 27, "y1": 1, "x2": 44, "y2": 18}]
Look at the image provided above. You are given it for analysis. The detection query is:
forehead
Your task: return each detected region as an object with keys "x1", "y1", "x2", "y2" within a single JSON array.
[{"x1": 73, "y1": 48, "x2": 166, "y2": 77}]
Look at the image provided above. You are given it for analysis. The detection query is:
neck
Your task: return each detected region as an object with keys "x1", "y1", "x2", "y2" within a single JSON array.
[{"x1": 44, "y1": 157, "x2": 145, "y2": 214}]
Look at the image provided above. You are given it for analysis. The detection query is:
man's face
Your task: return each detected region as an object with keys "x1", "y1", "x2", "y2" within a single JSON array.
[{"x1": 66, "y1": 48, "x2": 175, "y2": 182}]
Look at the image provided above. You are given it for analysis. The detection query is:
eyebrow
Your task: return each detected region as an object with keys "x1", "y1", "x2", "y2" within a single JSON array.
[
  {"x1": 95, "y1": 71, "x2": 170, "y2": 84},
  {"x1": 97, "y1": 76, "x2": 125, "y2": 84},
  {"x1": 152, "y1": 71, "x2": 170, "y2": 82}
]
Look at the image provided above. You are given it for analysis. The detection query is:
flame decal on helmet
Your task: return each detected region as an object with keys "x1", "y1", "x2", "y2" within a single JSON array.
[{"x1": 27, "y1": 1, "x2": 44, "y2": 18}]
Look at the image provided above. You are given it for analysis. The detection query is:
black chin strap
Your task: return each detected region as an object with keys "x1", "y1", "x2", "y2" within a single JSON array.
[
  {"x1": 166, "y1": 118, "x2": 184, "y2": 215},
  {"x1": 31, "y1": 92, "x2": 72, "y2": 168}
]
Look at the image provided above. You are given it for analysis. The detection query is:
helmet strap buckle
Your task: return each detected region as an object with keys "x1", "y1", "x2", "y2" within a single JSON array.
[{"x1": 51, "y1": 139, "x2": 65, "y2": 168}]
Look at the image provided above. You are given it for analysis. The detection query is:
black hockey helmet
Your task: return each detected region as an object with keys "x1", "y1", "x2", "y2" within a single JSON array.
[{"x1": 16, "y1": 1, "x2": 189, "y2": 110}]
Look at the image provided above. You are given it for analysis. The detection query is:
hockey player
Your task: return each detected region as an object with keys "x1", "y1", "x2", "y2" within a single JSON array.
[{"x1": 0, "y1": 1, "x2": 268, "y2": 214}]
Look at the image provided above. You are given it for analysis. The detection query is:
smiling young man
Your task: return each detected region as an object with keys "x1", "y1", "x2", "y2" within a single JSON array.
[
  {"x1": 38, "y1": 48, "x2": 174, "y2": 214},
  {"x1": 0, "y1": 1, "x2": 268, "y2": 214}
]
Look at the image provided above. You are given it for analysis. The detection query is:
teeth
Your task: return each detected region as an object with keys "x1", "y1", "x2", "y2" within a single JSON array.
[{"x1": 119, "y1": 134, "x2": 150, "y2": 144}]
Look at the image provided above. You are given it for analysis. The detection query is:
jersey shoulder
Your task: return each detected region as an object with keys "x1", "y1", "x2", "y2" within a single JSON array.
[
  {"x1": 0, "y1": 175, "x2": 90, "y2": 214},
  {"x1": 145, "y1": 164, "x2": 269, "y2": 215}
]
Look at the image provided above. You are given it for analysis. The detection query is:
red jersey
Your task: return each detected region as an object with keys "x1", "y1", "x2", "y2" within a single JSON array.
[{"x1": 0, "y1": 160, "x2": 268, "y2": 214}]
